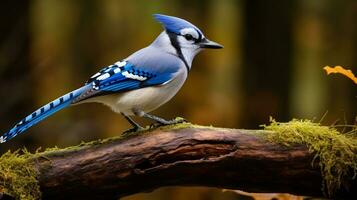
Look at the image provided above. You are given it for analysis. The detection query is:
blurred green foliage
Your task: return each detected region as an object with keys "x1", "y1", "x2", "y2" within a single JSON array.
[{"x1": 0, "y1": 0, "x2": 356, "y2": 199}]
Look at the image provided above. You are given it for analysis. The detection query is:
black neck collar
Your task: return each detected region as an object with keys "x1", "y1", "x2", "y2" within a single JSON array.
[{"x1": 166, "y1": 31, "x2": 190, "y2": 73}]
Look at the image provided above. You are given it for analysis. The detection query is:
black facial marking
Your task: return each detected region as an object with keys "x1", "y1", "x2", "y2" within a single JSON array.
[
  {"x1": 195, "y1": 28, "x2": 203, "y2": 43},
  {"x1": 183, "y1": 28, "x2": 202, "y2": 43},
  {"x1": 166, "y1": 31, "x2": 190, "y2": 73}
]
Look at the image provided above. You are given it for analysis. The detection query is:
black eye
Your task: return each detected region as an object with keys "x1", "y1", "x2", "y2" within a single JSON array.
[{"x1": 184, "y1": 34, "x2": 193, "y2": 41}]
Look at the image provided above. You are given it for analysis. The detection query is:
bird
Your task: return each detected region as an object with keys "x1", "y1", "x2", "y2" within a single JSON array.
[{"x1": 0, "y1": 14, "x2": 223, "y2": 143}]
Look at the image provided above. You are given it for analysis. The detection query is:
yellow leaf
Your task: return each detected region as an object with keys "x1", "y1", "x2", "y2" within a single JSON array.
[{"x1": 324, "y1": 66, "x2": 357, "y2": 84}]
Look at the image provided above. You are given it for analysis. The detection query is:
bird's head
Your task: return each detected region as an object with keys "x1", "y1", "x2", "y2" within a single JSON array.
[{"x1": 152, "y1": 14, "x2": 223, "y2": 67}]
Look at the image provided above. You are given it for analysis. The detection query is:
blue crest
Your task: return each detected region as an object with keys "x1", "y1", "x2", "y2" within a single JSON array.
[{"x1": 153, "y1": 14, "x2": 202, "y2": 34}]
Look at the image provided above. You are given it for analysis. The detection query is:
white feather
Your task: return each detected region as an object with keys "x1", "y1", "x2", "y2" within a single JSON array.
[
  {"x1": 115, "y1": 61, "x2": 127, "y2": 67},
  {"x1": 90, "y1": 72, "x2": 101, "y2": 78},
  {"x1": 96, "y1": 73, "x2": 110, "y2": 80},
  {"x1": 122, "y1": 71, "x2": 147, "y2": 81},
  {"x1": 113, "y1": 68, "x2": 121, "y2": 73},
  {"x1": 0, "y1": 136, "x2": 6, "y2": 143}
]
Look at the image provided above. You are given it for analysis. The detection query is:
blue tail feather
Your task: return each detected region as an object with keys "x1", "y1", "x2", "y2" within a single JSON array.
[{"x1": 0, "y1": 86, "x2": 90, "y2": 143}]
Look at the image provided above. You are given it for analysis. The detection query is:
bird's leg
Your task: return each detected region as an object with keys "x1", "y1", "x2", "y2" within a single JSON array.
[
  {"x1": 142, "y1": 113, "x2": 186, "y2": 127},
  {"x1": 131, "y1": 108, "x2": 186, "y2": 128},
  {"x1": 121, "y1": 113, "x2": 144, "y2": 135}
]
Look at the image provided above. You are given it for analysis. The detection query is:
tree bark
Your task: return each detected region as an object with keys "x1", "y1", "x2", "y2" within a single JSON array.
[{"x1": 32, "y1": 126, "x2": 355, "y2": 200}]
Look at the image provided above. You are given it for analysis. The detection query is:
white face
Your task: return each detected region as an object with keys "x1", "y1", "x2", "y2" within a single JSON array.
[
  {"x1": 178, "y1": 28, "x2": 202, "y2": 47},
  {"x1": 151, "y1": 28, "x2": 207, "y2": 67},
  {"x1": 176, "y1": 28, "x2": 205, "y2": 66}
]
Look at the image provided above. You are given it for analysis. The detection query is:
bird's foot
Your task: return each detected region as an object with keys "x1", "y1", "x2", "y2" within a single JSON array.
[
  {"x1": 149, "y1": 117, "x2": 187, "y2": 128},
  {"x1": 164, "y1": 117, "x2": 187, "y2": 125},
  {"x1": 121, "y1": 126, "x2": 145, "y2": 137}
]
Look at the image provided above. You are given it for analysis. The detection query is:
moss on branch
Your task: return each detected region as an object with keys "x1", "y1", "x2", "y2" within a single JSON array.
[
  {"x1": 0, "y1": 120, "x2": 356, "y2": 199},
  {"x1": 0, "y1": 150, "x2": 40, "y2": 200},
  {"x1": 262, "y1": 118, "x2": 357, "y2": 197}
]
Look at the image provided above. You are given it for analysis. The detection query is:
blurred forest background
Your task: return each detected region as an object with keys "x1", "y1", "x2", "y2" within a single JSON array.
[{"x1": 0, "y1": 0, "x2": 356, "y2": 199}]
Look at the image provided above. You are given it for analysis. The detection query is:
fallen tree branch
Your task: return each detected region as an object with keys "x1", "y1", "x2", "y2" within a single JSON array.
[{"x1": 2, "y1": 124, "x2": 357, "y2": 199}]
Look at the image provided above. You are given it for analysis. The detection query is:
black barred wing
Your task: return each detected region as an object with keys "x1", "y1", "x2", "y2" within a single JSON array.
[{"x1": 74, "y1": 61, "x2": 175, "y2": 103}]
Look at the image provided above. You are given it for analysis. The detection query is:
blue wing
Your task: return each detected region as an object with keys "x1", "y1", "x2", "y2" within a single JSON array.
[{"x1": 74, "y1": 60, "x2": 177, "y2": 102}]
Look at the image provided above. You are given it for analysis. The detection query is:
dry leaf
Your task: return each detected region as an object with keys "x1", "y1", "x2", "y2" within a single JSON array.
[{"x1": 324, "y1": 66, "x2": 357, "y2": 84}]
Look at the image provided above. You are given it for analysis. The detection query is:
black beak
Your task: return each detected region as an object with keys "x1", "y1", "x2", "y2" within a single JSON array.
[{"x1": 199, "y1": 38, "x2": 223, "y2": 49}]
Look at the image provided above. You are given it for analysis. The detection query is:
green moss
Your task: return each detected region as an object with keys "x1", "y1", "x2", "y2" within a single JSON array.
[
  {"x1": 156, "y1": 121, "x2": 213, "y2": 131},
  {"x1": 0, "y1": 122, "x2": 207, "y2": 199},
  {"x1": 3, "y1": 120, "x2": 355, "y2": 199},
  {"x1": 0, "y1": 150, "x2": 40, "y2": 200},
  {"x1": 38, "y1": 121, "x2": 226, "y2": 155},
  {"x1": 262, "y1": 118, "x2": 357, "y2": 197},
  {"x1": 37, "y1": 122, "x2": 206, "y2": 155}
]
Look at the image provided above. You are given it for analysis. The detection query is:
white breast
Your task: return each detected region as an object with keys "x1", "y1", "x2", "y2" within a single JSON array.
[{"x1": 90, "y1": 67, "x2": 187, "y2": 116}]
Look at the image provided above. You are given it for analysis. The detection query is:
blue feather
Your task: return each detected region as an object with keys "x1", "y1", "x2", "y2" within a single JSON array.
[
  {"x1": 84, "y1": 61, "x2": 176, "y2": 97},
  {"x1": 153, "y1": 14, "x2": 202, "y2": 35},
  {"x1": 102, "y1": 80, "x2": 139, "y2": 92},
  {"x1": 0, "y1": 85, "x2": 91, "y2": 143}
]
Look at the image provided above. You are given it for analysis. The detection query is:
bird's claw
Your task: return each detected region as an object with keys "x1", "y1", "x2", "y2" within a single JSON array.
[
  {"x1": 164, "y1": 117, "x2": 187, "y2": 125},
  {"x1": 172, "y1": 117, "x2": 187, "y2": 123},
  {"x1": 122, "y1": 126, "x2": 145, "y2": 137},
  {"x1": 150, "y1": 117, "x2": 187, "y2": 128},
  {"x1": 149, "y1": 123, "x2": 158, "y2": 129}
]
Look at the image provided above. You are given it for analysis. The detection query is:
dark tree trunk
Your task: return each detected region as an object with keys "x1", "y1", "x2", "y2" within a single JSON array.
[{"x1": 242, "y1": 0, "x2": 293, "y2": 127}]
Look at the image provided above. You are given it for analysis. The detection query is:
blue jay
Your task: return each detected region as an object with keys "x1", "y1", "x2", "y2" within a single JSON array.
[{"x1": 0, "y1": 14, "x2": 223, "y2": 143}]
